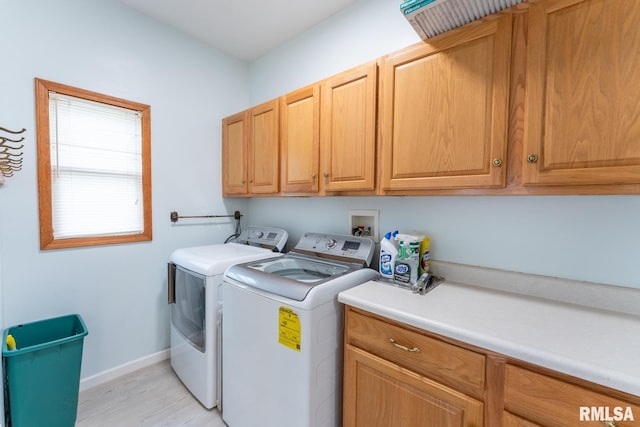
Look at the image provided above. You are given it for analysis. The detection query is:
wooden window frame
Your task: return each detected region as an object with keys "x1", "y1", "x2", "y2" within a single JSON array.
[{"x1": 35, "y1": 78, "x2": 152, "y2": 250}]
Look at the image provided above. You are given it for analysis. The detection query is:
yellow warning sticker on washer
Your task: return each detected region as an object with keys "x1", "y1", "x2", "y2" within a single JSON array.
[{"x1": 279, "y1": 306, "x2": 301, "y2": 352}]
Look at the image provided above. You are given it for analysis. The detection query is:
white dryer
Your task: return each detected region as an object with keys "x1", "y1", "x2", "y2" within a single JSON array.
[
  {"x1": 221, "y1": 232, "x2": 379, "y2": 426},
  {"x1": 167, "y1": 226, "x2": 287, "y2": 409}
]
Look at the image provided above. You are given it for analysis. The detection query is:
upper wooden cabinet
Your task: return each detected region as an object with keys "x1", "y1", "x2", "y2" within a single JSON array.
[
  {"x1": 280, "y1": 85, "x2": 320, "y2": 193},
  {"x1": 380, "y1": 16, "x2": 513, "y2": 191},
  {"x1": 222, "y1": 111, "x2": 248, "y2": 196},
  {"x1": 248, "y1": 99, "x2": 280, "y2": 194},
  {"x1": 224, "y1": 0, "x2": 640, "y2": 197},
  {"x1": 222, "y1": 100, "x2": 279, "y2": 196},
  {"x1": 523, "y1": 0, "x2": 640, "y2": 186},
  {"x1": 320, "y1": 61, "x2": 378, "y2": 192},
  {"x1": 280, "y1": 62, "x2": 378, "y2": 195}
]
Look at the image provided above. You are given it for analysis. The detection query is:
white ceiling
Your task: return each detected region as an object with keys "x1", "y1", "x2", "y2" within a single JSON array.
[{"x1": 117, "y1": 0, "x2": 359, "y2": 62}]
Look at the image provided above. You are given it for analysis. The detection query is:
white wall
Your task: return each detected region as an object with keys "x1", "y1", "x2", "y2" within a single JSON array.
[
  {"x1": 0, "y1": 0, "x2": 250, "y2": 380},
  {"x1": 247, "y1": 0, "x2": 640, "y2": 289},
  {"x1": 250, "y1": 0, "x2": 419, "y2": 103}
]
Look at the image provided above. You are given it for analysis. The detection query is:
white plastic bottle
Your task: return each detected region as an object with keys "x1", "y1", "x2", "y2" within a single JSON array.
[{"x1": 379, "y1": 232, "x2": 398, "y2": 280}]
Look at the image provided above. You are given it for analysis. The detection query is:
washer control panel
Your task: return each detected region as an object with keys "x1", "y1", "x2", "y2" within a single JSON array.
[
  {"x1": 293, "y1": 232, "x2": 375, "y2": 266},
  {"x1": 236, "y1": 226, "x2": 288, "y2": 252}
]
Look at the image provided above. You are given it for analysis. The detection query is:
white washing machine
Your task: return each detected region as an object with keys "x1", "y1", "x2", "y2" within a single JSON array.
[
  {"x1": 167, "y1": 226, "x2": 288, "y2": 409},
  {"x1": 221, "y1": 232, "x2": 379, "y2": 427}
]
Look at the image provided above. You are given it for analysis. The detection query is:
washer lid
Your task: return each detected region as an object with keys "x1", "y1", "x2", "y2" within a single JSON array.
[
  {"x1": 224, "y1": 253, "x2": 360, "y2": 301},
  {"x1": 170, "y1": 243, "x2": 281, "y2": 276}
]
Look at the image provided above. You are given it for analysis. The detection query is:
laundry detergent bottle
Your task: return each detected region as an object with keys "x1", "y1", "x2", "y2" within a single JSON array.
[{"x1": 379, "y1": 232, "x2": 398, "y2": 280}]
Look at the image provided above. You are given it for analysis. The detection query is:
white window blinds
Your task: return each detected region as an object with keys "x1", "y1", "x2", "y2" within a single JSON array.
[{"x1": 49, "y1": 92, "x2": 144, "y2": 239}]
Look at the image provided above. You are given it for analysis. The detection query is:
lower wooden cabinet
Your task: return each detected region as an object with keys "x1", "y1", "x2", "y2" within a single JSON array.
[
  {"x1": 344, "y1": 307, "x2": 484, "y2": 427},
  {"x1": 344, "y1": 345, "x2": 483, "y2": 427},
  {"x1": 343, "y1": 306, "x2": 640, "y2": 427},
  {"x1": 503, "y1": 411, "x2": 543, "y2": 427},
  {"x1": 504, "y1": 364, "x2": 640, "y2": 427}
]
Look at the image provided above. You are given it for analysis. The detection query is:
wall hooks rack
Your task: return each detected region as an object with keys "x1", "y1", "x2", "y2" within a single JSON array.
[
  {"x1": 0, "y1": 126, "x2": 26, "y2": 182},
  {"x1": 170, "y1": 210, "x2": 242, "y2": 223}
]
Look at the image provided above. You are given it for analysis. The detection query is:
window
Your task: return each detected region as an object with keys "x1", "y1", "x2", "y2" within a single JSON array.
[{"x1": 35, "y1": 78, "x2": 152, "y2": 250}]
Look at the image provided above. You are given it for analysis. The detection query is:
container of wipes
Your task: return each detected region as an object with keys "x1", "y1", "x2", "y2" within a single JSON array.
[
  {"x1": 393, "y1": 234, "x2": 420, "y2": 285},
  {"x1": 392, "y1": 232, "x2": 431, "y2": 285}
]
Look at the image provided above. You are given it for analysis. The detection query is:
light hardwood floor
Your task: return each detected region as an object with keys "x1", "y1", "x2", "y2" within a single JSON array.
[{"x1": 76, "y1": 360, "x2": 225, "y2": 426}]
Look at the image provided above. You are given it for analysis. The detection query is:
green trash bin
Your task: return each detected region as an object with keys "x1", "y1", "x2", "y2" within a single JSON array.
[{"x1": 2, "y1": 314, "x2": 88, "y2": 427}]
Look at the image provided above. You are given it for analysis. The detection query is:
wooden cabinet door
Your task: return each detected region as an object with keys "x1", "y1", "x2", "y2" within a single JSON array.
[
  {"x1": 344, "y1": 345, "x2": 483, "y2": 427},
  {"x1": 280, "y1": 85, "x2": 320, "y2": 193},
  {"x1": 503, "y1": 412, "x2": 544, "y2": 427},
  {"x1": 380, "y1": 17, "x2": 512, "y2": 191},
  {"x1": 523, "y1": 0, "x2": 640, "y2": 186},
  {"x1": 320, "y1": 61, "x2": 377, "y2": 192},
  {"x1": 222, "y1": 111, "x2": 248, "y2": 196},
  {"x1": 248, "y1": 99, "x2": 279, "y2": 194}
]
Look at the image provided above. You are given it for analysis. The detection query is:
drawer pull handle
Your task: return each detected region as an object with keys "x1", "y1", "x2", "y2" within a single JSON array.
[
  {"x1": 602, "y1": 421, "x2": 618, "y2": 427},
  {"x1": 389, "y1": 338, "x2": 421, "y2": 353}
]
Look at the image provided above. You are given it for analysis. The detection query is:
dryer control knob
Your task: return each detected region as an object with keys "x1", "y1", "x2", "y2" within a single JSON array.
[
  {"x1": 255, "y1": 231, "x2": 264, "y2": 238},
  {"x1": 326, "y1": 239, "x2": 337, "y2": 249}
]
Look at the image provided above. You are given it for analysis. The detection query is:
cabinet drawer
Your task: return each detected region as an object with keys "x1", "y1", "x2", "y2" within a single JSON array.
[
  {"x1": 504, "y1": 364, "x2": 640, "y2": 427},
  {"x1": 345, "y1": 308, "x2": 485, "y2": 397}
]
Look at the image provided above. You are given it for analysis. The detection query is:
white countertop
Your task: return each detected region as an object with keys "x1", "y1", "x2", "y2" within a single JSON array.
[{"x1": 338, "y1": 279, "x2": 640, "y2": 397}]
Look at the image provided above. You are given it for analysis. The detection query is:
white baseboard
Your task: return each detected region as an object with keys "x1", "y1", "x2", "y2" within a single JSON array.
[{"x1": 79, "y1": 349, "x2": 170, "y2": 392}]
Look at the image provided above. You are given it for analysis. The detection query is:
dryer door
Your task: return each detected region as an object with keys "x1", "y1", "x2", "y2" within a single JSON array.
[{"x1": 171, "y1": 266, "x2": 206, "y2": 352}]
